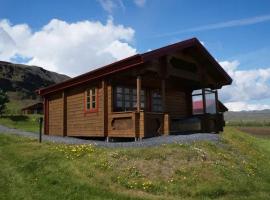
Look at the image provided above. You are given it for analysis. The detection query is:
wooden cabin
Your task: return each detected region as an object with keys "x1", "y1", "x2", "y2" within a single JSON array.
[
  {"x1": 38, "y1": 38, "x2": 232, "y2": 140},
  {"x1": 21, "y1": 102, "x2": 43, "y2": 115}
]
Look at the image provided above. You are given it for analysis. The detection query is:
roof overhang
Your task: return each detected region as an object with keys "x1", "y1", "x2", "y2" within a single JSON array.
[{"x1": 37, "y1": 38, "x2": 232, "y2": 96}]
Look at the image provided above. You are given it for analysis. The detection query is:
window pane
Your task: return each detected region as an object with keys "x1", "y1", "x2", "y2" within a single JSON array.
[
  {"x1": 92, "y1": 102, "x2": 96, "y2": 109},
  {"x1": 125, "y1": 101, "x2": 130, "y2": 108},
  {"x1": 124, "y1": 88, "x2": 130, "y2": 94},
  {"x1": 92, "y1": 88, "x2": 96, "y2": 95},
  {"x1": 117, "y1": 101, "x2": 122, "y2": 107},
  {"x1": 87, "y1": 90, "x2": 90, "y2": 97},
  {"x1": 192, "y1": 94, "x2": 203, "y2": 115},
  {"x1": 116, "y1": 87, "x2": 122, "y2": 93},
  {"x1": 205, "y1": 92, "x2": 216, "y2": 114},
  {"x1": 87, "y1": 103, "x2": 90, "y2": 110},
  {"x1": 125, "y1": 94, "x2": 130, "y2": 101}
]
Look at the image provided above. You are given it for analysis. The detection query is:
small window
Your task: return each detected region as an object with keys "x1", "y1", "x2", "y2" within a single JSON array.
[{"x1": 85, "y1": 87, "x2": 98, "y2": 112}]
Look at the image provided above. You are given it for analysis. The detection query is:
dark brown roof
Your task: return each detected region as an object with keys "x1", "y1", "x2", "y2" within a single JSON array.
[{"x1": 38, "y1": 38, "x2": 232, "y2": 96}]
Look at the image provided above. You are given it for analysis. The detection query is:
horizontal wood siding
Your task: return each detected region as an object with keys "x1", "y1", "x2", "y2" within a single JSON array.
[
  {"x1": 48, "y1": 93, "x2": 63, "y2": 136},
  {"x1": 66, "y1": 84, "x2": 104, "y2": 137},
  {"x1": 166, "y1": 89, "x2": 190, "y2": 118}
]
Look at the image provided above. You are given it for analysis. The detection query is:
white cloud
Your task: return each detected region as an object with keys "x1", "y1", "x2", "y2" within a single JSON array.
[
  {"x1": 225, "y1": 101, "x2": 270, "y2": 111},
  {"x1": 219, "y1": 60, "x2": 270, "y2": 111},
  {"x1": 134, "y1": 0, "x2": 146, "y2": 7},
  {"x1": 98, "y1": 0, "x2": 117, "y2": 13},
  {"x1": 98, "y1": 0, "x2": 145, "y2": 13},
  {"x1": 0, "y1": 18, "x2": 137, "y2": 76},
  {"x1": 154, "y1": 14, "x2": 270, "y2": 38}
]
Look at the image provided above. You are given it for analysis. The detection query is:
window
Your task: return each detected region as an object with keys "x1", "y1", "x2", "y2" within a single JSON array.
[
  {"x1": 192, "y1": 89, "x2": 217, "y2": 115},
  {"x1": 151, "y1": 90, "x2": 162, "y2": 112},
  {"x1": 85, "y1": 87, "x2": 97, "y2": 112},
  {"x1": 114, "y1": 86, "x2": 145, "y2": 111},
  {"x1": 192, "y1": 90, "x2": 203, "y2": 115}
]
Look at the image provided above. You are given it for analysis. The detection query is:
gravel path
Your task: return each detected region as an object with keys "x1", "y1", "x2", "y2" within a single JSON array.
[{"x1": 0, "y1": 124, "x2": 220, "y2": 148}]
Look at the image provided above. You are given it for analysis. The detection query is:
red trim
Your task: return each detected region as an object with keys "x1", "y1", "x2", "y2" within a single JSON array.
[
  {"x1": 84, "y1": 87, "x2": 99, "y2": 114},
  {"x1": 37, "y1": 38, "x2": 232, "y2": 96}
]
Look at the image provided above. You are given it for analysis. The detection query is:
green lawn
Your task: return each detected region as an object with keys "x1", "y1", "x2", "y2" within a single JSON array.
[
  {"x1": 0, "y1": 115, "x2": 41, "y2": 133},
  {"x1": 0, "y1": 127, "x2": 270, "y2": 200}
]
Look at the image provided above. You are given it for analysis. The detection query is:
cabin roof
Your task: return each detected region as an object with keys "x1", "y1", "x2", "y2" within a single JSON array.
[{"x1": 38, "y1": 37, "x2": 232, "y2": 96}]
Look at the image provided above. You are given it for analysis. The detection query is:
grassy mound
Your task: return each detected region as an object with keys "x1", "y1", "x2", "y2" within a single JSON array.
[{"x1": 0, "y1": 127, "x2": 270, "y2": 199}]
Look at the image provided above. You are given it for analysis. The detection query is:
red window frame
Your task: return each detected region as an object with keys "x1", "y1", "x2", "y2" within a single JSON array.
[{"x1": 84, "y1": 87, "x2": 98, "y2": 113}]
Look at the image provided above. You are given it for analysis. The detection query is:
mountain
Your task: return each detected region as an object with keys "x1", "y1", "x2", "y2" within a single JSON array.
[{"x1": 0, "y1": 60, "x2": 70, "y2": 113}]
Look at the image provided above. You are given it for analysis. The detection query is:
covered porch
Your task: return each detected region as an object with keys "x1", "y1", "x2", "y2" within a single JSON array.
[{"x1": 106, "y1": 53, "x2": 226, "y2": 139}]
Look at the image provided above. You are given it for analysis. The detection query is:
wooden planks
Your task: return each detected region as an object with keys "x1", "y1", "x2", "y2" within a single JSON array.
[
  {"x1": 48, "y1": 93, "x2": 63, "y2": 136},
  {"x1": 66, "y1": 85, "x2": 104, "y2": 137}
]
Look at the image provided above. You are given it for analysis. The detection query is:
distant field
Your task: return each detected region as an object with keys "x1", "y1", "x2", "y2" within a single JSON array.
[
  {"x1": 237, "y1": 127, "x2": 270, "y2": 138},
  {"x1": 226, "y1": 120, "x2": 270, "y2": 127},
  {"x1": 0, "y1": 127, "x2": 270, "y2": 200}
]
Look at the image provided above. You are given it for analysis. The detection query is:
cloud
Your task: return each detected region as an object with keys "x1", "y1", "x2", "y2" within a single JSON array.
[
  {"x1": 219, "y1": 60, "x2": 270, "y2": 111},
  {"x1": 98, "y1": 0, "x2": 145, "y2": 13},
  {"x1": 224, "y1": 101, "x2": 270, "y2": 112},
  {"x1": 154, "y1": 14, "x2": 270, "y2": 38},
  {"x1": 98, "y1": 0, "x2": 117, "y2": 13},
  {"x1": 134, "y1": 0, "x2": 146, "y2": 7},
  {"x1": 0, "y1": 18, "x2": 137, "y2": 76}
]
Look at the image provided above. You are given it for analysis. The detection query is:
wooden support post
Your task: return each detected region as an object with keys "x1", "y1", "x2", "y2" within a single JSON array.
[
  {"x1": 215, "y1": 90, "x2": 218, "y2": 114},
  {"x1": 136, "y1": 76, "x2": 141, "y2": 112},
  {"x1": 202, "y1": 88, "x2": 206, "y2": 114},
  {"x1": 161, "y1": 79, "x2": 166, "y2": 112}
]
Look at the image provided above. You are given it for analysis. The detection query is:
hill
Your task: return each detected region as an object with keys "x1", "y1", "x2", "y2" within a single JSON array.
[
  {"x1": 0, "y1": 127, "x2": 269, "y2": 199},
  {"x1": 0, "y1": 61, "x2": 70, "y2": 113}
]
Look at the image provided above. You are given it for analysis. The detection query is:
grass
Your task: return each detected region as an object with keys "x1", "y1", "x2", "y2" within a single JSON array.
[
  {"x1": 0, "y1": 127, "x2": 270, "y2": 199},
  {"x1": 0, "y1": 115, "x2": 41, "y2": 133}
]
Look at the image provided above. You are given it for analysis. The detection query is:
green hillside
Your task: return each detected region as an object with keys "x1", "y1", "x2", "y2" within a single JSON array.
[
  {"x1": 0, "y1": 61, "x2": 70, "y2": 114},
  {"x1": 0, "y1": 127, "x2": 269, "y2": 200}
]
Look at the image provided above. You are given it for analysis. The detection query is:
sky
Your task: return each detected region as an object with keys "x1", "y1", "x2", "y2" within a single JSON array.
[{"x1": 0, "y1": 0, "x2": 270, "y2": 111}]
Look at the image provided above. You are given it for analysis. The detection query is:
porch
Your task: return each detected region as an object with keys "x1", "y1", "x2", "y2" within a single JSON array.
[{"x1": 107, "y1": 73, "x2": 225, "y2": 139}]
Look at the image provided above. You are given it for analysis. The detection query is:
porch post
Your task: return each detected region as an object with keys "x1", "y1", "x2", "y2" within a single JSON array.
[
  {"x1": 161, "y1": 79, "x2": 166, "y2": 112},
  {"x1": 136, "y1": 76, "x2": 141, "y2": 112},
  {"x1": 202, "y1": 88, "x2": 206, "y2": 114},
  {"x1": 215, "y1": 90, "x2": 218, "y2": 114}
]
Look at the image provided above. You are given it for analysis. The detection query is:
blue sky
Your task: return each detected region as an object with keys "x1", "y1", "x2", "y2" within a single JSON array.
[{"x1": 1, "y1": 0, "x2": 270, "y2": 111}]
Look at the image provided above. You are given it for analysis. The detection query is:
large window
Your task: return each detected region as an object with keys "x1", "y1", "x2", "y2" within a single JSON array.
[
  {"x1": 192, "y1": 89, "x2": 217, "y2": 115},
  {"x1": 151, "y1": 90, "x2": 162, "y2": 112},
  {"x1": 192, "y1": 90, "x2": 203, "y2": 115},
  {"x1": 114, "y1": 86, "x2": 145, "y2": 111},
  {"x1": 85, "y1": 87, "x2": 97, "y2": 112}
]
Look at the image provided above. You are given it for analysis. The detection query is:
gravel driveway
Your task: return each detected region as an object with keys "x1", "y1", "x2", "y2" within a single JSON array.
[{"x1": 0, "y1": 124, "x2": 220, "y2": 148}]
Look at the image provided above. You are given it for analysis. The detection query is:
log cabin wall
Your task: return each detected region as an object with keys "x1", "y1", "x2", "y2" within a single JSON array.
[
  {"x1": 66, "y1": 83, "x2": 104, "y2": 137},
  {"x1": 48, "y1": 93, "x2": 63, "y2": 136},
  {"x1": 165, "y1": 89, "x2": 191, "y2": 118}
]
